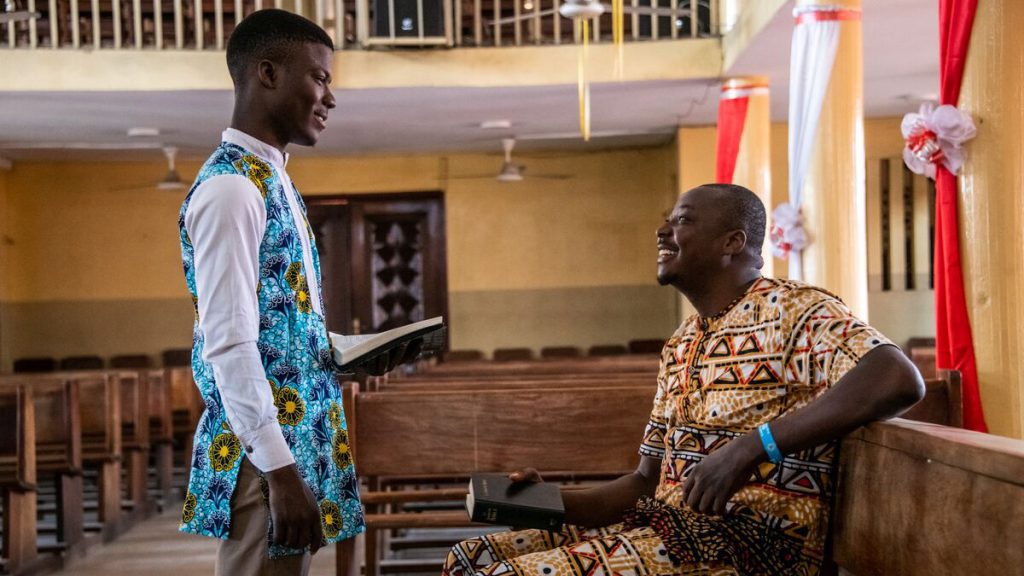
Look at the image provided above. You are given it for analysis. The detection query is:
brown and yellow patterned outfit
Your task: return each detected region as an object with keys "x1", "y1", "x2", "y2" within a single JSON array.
[{"x1": 443, "y1": 278, "x2": 892, "y2": 576}]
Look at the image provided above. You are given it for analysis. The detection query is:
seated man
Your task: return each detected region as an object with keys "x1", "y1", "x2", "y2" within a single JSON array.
[{"x1": 443, "y1": 184, "x2": 925, "y2": 576}]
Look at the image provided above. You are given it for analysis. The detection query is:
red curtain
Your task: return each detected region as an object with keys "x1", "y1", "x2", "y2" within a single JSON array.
[
  {"x1": 715, "y1": 95, "x2": 749, "y2": 184},
  {"x1": 935, "y1": 0, "x2": 986, "y2": 431}
]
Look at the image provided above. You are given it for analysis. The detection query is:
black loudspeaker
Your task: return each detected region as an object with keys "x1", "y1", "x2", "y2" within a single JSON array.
[{"x1": 373, "y1": 0, "x2": 445, "y2": 38}]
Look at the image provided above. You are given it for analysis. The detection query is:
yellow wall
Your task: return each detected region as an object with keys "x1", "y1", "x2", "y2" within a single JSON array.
[
  {"x1": 0, "y1": 146, "x2": 681, "y2": 368},
  {"x1": 0, "y1": 118, "x2": 933, "y2": 368}
]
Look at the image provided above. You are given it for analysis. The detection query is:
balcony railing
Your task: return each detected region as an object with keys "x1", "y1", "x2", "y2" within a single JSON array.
[{"x1": 1, "y1": 0, "x2": 715, "y2": 50}]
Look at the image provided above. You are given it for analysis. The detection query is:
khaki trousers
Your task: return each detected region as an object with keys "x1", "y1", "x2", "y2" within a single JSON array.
[{"x1": 216, "y1": 459, "x2": 311, "y2": 576}]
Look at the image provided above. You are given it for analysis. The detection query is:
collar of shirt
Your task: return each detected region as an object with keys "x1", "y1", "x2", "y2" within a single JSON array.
[{"x1": 222, "y1": 128, "x2": 289, "y2": 172}]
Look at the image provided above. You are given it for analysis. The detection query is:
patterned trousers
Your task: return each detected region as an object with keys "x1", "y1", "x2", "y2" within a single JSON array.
[{"x1": 442, "y1": 524, "x2": 735, "y2": 576}]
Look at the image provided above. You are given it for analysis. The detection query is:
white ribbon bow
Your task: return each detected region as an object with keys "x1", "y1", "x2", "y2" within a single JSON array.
[
  {"x1": 770, "y1": 203, "x2": 808, "y2": 260},
  {"x1": 901, "y1": 102, "x2": 976, "y2": 179}
]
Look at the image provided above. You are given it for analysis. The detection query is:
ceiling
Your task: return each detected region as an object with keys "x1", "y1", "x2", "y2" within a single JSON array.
[{"x1": 0, "y1": 0, "x2": 938, "y2": 162}]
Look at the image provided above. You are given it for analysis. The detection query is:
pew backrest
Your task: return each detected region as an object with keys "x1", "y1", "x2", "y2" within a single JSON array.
[
  {"x1": 147, "y1": 369, "x2": 174, "y2": 442},
  {"x1": 348, "y1": 384, "x2": 654, "y2": 478},
  {"x1": 833, "y1": 418, "x2": 1024, "y2": 575},
  {"x1": 0, "y1": 384, "x2": 36, "y2": 490},
  {"x1": 901, "y1": 371, "x2": 962, "y2": 428},
  {"x1": 0, "y1": 375, "x2": 82, "y2": 474},
  {"x1": 420, "y1": 356, "x2": 658, "y2": 377},
  {"x1": 117, "y1": 370, "x2": 149, "y2": 449},
  {"x1": 78, "y1": 373, "x2": 121, "y2": 462},
  {"x1": 377, "y1": 377, "x2": 656, "y2": 392},
  {"x1": 168, "y1": 366, "x2": 203, "y2": 422}
]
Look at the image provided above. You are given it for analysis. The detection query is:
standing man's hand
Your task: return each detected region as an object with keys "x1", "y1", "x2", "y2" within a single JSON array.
[
  {"x1": 266, "y1": 464, "x2": 324, "y2": 554},
  {"x1": 361, "y1": 338, "x2": 424, "y2": 376}
]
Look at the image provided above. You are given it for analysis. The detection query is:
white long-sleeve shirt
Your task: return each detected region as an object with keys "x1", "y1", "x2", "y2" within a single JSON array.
[{"x1": 184, "y1": 128, "x2": 324, "y2": 472}]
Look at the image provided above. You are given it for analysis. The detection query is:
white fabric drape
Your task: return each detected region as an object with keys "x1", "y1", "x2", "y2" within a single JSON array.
[{"x1": 786, "y1": 5, "x2": 843, "y2": 280}]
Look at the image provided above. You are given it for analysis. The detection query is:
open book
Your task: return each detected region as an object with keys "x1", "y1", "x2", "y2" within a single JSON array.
[{"x1": 329, "y1": 316, "x2": 445, "y2": 372}]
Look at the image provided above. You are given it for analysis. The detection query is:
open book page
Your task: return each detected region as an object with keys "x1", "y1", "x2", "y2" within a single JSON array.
[{"x1": 328, "y1": 316, "x2": 444, "y2": 371}]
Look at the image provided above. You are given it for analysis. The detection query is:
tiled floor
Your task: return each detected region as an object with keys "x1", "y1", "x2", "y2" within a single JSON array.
[{"x1": 54, "y1": 508, "x2": 339, "y2": 575}]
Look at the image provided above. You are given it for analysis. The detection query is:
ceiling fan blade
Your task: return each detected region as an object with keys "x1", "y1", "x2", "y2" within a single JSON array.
[
  {"x1": 0, "y1": 10, "x2": 39, "y2": 23},
  {"x1": 490, "y1": 7, "x2": 557, "y2": 26},
  {"x1": 602, "y1": 4, "x2": 692, "y2": 17}
]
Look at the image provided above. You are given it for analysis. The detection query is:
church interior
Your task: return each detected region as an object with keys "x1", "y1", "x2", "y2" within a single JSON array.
[{"x1": 1, "y1": 0, "x2": 1022, "y2": 573}]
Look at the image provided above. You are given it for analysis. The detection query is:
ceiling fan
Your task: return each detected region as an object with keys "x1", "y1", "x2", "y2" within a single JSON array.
[
  {"x1": 112, "y1": 145, "x2": 186, "y2": 191},
  {"x1": 448, "y1": 138, "x2": 572, "y2": 183},
  {"x1": 490, "y1": 0, "x2": 693, "y2": 26},
  {"x1": 155, "y1": 146, "x2": 186, "y2": 190}
]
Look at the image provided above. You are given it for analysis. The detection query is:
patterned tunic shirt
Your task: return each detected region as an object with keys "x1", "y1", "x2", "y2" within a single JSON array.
[
  {"x1": 177, "y1": 142, "x2": 364, "y2": 556},
  {"x1": 634, "y1": 277, "x2": 891, "y2": 574}
]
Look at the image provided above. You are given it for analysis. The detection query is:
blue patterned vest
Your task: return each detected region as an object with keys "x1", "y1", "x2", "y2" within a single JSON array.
[{"x1": 177, "y1": 142, "x2": 364, "y2": 555}]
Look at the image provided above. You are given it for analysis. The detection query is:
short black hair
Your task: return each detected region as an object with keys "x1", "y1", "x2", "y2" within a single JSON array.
[
  {"x1": 226, "y1": 9, "x2": 334, "y2": 87},
  {"x1": 696, "y1": 183, "x2": 767, "y2": 254}
]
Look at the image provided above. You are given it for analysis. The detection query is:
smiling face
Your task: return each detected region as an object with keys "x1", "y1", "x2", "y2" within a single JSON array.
[
  {"x1": 656, "y1": 187, "x2": 740, "y2": 291},
  {"x1": 266, "y1": 42, "x2": 336, "y2": 148}
]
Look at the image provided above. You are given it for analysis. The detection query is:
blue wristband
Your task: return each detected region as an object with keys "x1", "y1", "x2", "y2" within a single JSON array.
[{"x1": 758, "y1": 423, "x2": 784, "y2": 464}]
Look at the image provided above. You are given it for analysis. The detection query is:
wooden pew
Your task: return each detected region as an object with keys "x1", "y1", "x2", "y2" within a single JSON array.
[
  {"x1": 0, "y1": 382, "x2": 37, "y2": 573},
  {"x1": 115, "y1": 370, "x2": 152, "y2": 519},
  {"x1": 348, "y1": 370, "x2": 962, "y2": 576},
  {"x1": 905, "y1": 337, "x2": 937, "y2": 379},
  {"x1": 587, "y1": 344, "x2": 629, "y2": 356},
  {"x1": 417, "y1": 356, "x2": 658, "y2": 377},
  {"x1": 343, "y1": 382, "x2": 654, "y2": 576},
  {"x1": 540, "y1": 346, "x2": 582, "y2": 359},
  {"x1": 168, "y1": 366, "x2": 203, "y2": 478},
  {"x1": 832, "y1": 418, "x2": 1024, "y2": 574},
  {"x1": 0, "y1": 375, "x2": 82, "y2": 559},
  {"x1": 377, "y1": 375, "x2": 656, "y2": 393},
  {"x1": 146, "y1": 369, "x2": 176, "y2": 505},
  {"x1": 491, "y1": 348, "x2": 533, "y2": 362},
  {"x1": 74, "y1": 372, "x2": 122, "y2": 539},
  {"x1": 901, "y1": 370, "x2": 962, "y2": 428}
]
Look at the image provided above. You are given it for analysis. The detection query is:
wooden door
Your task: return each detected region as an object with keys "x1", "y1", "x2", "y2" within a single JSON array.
[{"x1": 306, "y1": 192, "x2": 448, "y2": 337}]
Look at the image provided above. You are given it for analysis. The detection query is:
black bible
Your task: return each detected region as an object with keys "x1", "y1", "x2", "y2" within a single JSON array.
[{"x1": 465, "y1": 473, "x2": 565, "y2": 531}]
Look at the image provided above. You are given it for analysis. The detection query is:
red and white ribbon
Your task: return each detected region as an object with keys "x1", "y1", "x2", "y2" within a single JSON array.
[
  {"x1": 716, "y1": 81, "x2": 768, "y2": 183},
  {"x1": 901, "y1": 102, "x2": 976, "y2": 179}
]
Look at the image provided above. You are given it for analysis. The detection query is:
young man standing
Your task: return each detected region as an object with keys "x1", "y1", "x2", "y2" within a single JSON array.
[{"x1": 178, "y1": 10, "x2": 403, "y2": 575}]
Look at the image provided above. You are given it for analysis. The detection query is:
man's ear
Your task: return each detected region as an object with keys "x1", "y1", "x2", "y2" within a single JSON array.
[
  {"x1": 256, "y1": 60, "x2": 278, "y2": 89},
  {"x1": 723, "y1": 229, "x2": 748, "y2": 256}
]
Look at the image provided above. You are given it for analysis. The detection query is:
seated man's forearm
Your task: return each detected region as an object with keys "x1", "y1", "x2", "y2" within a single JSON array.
[{"x1": 562, "y1": 458, "x2": 660, "y2": 527}]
